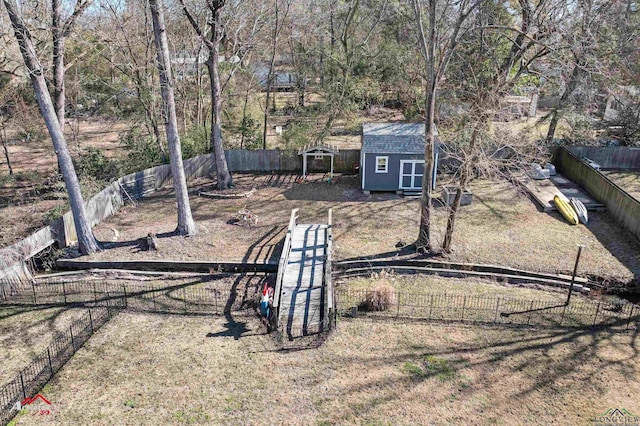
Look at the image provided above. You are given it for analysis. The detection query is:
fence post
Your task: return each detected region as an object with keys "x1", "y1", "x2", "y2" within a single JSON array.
[
  {"x1": 396, "y1": 292, "x2": 400, "y2": 318},
  {"x1": 153, "y1": 289, "x2": 157, "y2": 311},
  {"x1": 47, "y1": 348, "x2": 53, "y2": 378},
  {"x1": 183, "y1": 288, "x2": 188, "y2": 313},
  {"x1": 89, "y1": 309, "x2": 94, "y2": 333},
  {"x1": 560, "y1": 305, "x2": 566, "y2": 326},
  {"x1": 20, "y1": 372, "x2": 26, "y2": 400},
  {"x1": 70, "y1": 326, "x2": 75, "y2": 351},
  {"x1": 627, "y1": 305, "x2": 635, "y2": 330},
  {"x1": 122, "y1": 284, "x2": 127, "y2": 308},
  {"x1": 1, "y1": 282, "x2": 6, "y2": 301},
  {"x1": 31, "y1": 281, "x2": 37, "y2": 304},
  {"x1": 429, "y1": 295, "x2": 433, "y2": 320},
  {"x1": 526, "y1": 301, "x2": 534, "y2": 326},
  {"x1": 62, "y1": 282, "x2": 67, "y2": 304},
  {"x1": 494, "y1": 298, "x2": 501, "y2": 323},
  {"x1": 106, "y1": 292, "x2": 111, "y2": 316},
  {"x1": 461, "y1": 296, "x2": 467, "y2": 321},
  {"x1": 592, "y1": 302, "x2": 601, "y2": 327},
  {"x1": 93, "y1": 282, "x2": 98, "y2": 304},
  {"x1": 215, "y1": 291, "x2": 219, "y2": 314}
]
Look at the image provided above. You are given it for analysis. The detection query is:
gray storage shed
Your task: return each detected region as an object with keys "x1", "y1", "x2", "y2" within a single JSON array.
[{"x1": 361, "y1": 122, "x2": 440, "y2": 194}]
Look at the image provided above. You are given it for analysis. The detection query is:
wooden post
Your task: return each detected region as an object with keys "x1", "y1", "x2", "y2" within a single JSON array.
[
  {"x1": 31, "y1": 281, "x2": 37, "y2": 304},
  {"x1": 93, "y1": 282, "x2": 97, "y2": 304},
  {"x1": 62, "y1": 281, "x2": 67, "y2": 304},
  {"x1": 303, "y1": 154, "x2": 307, "y2": 177},
  {"x1": 627, "y1": 305, "x2": 635, "y2": 330},
  {"x1": 566, "y1": 245, "x2": 584, "y2": 306},
  {"x1": 89, "y1": 309, "x2": 94, "y2": 333},
  {"x1": 70, "y1": 326, "x2": 75, "y2": 351},
  {"x1": 330, "y1": 154, "x2": 334, "y2": 179},
  {"x1": 494, "y1": 298, "x2": 501, "y2": 323},
  {"x1": 592, "y1": 302, "x2": 600, "y2": 327}
]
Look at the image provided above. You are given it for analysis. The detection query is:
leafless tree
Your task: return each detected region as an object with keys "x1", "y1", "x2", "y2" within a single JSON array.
[
  {"x1": 3, "y1": 0, "x2": 100, "y2": 254},
  {"x1": 411, "y1": 0, "x2": 479, "y2": 251},
  {"x1": 261, "y1": 0, "x2": 291, "y2": 149},
  {"x1": 51, "y1": 0, "x2": 93, "y2": 130},
  {"x1": 179, "y1": 0, "x2": 233, "y2": 188},
  {"x1": 440, "y1": 0, "x2": 559, "y2": 253},
  {"x1": 149, "y1": 0, "x2": 197, "y2": 235}
]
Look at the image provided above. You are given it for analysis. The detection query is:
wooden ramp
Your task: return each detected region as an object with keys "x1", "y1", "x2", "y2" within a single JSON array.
[
  {"x1": 516, "y1": 172, "x2": 605, "y2": 212},
  {"x1": 273, "y1": 210, "x2": 334, "y2": 339}
]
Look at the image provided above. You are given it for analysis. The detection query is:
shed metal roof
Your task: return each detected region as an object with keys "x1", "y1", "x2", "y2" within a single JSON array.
[{"x1": 362, "y1": 122, "x2": 440, "y2": 154}]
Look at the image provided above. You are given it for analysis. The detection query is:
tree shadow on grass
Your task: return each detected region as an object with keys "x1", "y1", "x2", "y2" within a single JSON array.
[{"x1": 320, "y1": 317, "x2": 640, "y2": 423}]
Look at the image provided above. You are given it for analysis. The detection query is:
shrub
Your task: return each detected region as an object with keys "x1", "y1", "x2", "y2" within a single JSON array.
[
  {"x1": 74, "y1": 147, "x2": 122, "y2": 183},
  {"x1": 120, "y1": 127, "x2": 165, "y2": 172},
  {"x1": 181, "y1": 125, "x2": 209, "y2": 159},
  {"x1": 360, "y1": 284, "x2": 397, "y2": 312}
]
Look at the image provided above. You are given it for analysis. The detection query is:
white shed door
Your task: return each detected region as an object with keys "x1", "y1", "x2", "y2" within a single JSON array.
[{"x1": 399, "y1": 160, "x2": 424, "y2": 190}]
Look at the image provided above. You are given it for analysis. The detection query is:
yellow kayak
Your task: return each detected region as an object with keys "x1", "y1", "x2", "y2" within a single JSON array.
[{"x1": 554, "y1": 195, "x2": 579, "y2": 225}]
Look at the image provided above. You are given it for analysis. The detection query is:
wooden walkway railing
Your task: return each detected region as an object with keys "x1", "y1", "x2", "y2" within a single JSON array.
[
  {"x1": 272, "y1": 209, "x2": 298, "y2": 330},
  {"x1": 272, "y1": 209, "x2": 334, "y2": 338}
]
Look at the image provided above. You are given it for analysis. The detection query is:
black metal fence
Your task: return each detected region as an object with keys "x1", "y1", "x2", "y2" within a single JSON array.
[
  {"x1": 0, "y1": 275, "x2": 267, "y2": 315},
  {"x1": 0, "y1": 301, "x2": 124, "y2": 426},
  {"x1": 337, "y1": 289, "x2": 640, "y2": 330}
]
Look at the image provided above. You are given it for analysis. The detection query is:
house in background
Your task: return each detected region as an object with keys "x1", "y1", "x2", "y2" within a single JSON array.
[{"x1": 360, "y1": 122, "x2": 442, "y2": 195}]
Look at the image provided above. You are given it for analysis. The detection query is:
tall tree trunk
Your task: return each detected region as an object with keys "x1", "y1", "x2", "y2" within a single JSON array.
[
  {"x1": 149, "y1": 0, "x2": 197, "y2": 236},
  {"x1": 442, "y1": 124, "x2": 479, "y2": 252},
  {"x1": 262, "y1": 10, "x2": 277, "y2": 150},
  {"x1": 4, "y1": 0, "x2": 100, "y2": 254},
  {"x1": 413, "y1": 0, "x2": 437, "y2": 251},
  {"x1": 1, "y1": 123, "x2": 13, "y2": 175},
  {"x1": 207, "y1": 21, "x2": 232, "y2": 189},
  {"x1": 546, "y1": 63, "x2": 583, "y2": 144},
  {"x1": 240, "y1": 87, "x2": 250, "y2": 149},
  {"x1": 179, "y1": 0, "x2": 231, "y2": 188},
  {"x1": 52, "y1": 0, "x2": 65, "y2": 129},
  {"x1": 207, "y1": 8, "x2": 233, "y2": 189}
]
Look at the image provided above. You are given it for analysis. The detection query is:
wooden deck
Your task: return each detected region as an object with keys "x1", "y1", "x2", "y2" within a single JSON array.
[{"x1": 279, "y1": 223, "x2": 328, "y2": 337}]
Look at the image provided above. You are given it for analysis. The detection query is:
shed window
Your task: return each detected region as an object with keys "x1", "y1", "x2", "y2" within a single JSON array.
[{"x1": 375, "y1": 156, "x2": 388, "y2": 173}]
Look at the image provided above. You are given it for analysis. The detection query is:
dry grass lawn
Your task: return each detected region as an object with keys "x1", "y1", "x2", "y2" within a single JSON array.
[
  {"x1": 0, "y1": 306, "x2": 89, "y2": 387},
  {"x1": 85, "y1": 174, "x2": 640, "y2": 287},
  {"x1": 602, "y1": 171, "x2": 640, "y2": 201},
  {"x1": 10, "y1": 311, "x2": 640, "y2": 425}
]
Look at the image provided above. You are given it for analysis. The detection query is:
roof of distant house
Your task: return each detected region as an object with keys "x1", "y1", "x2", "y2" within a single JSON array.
[{"x1": 362, "y1": 122, "x2": 440, "y2": 154}]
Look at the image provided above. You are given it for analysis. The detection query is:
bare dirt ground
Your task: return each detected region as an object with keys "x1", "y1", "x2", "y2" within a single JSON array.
[
  {"x1": 0, "y1": 119, "x2": 131, "y2": 246},
  {"x1": 10, "y1": 311, "x2": 640, "y2": 425},
  {"x1": 84, "y1": 173, "x2": 640, "y2": 286},
  {"x1": 0, "y1": 306, "x2": 89, "y2": 387},
  {"x1": 602, "y1": 171, "x2": 640, "y2": 201}
]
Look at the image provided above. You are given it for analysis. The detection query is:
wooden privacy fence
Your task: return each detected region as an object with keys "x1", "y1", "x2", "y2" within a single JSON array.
[
  {"x1": 0, "y1": 148, "x2": 359, "y2": 280},
  {"x1": 0, "y1": 303, "x2": 123, "y2": 426},
  {"x1": 337, "y1": 289, "x2": 639, "y2": 331},
  {"x1": 553, "y1": 148, "x2": 640, "y2": 241},
  {"x1": 567, "y1": 146, "x2": 640, "y2": 170}
]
